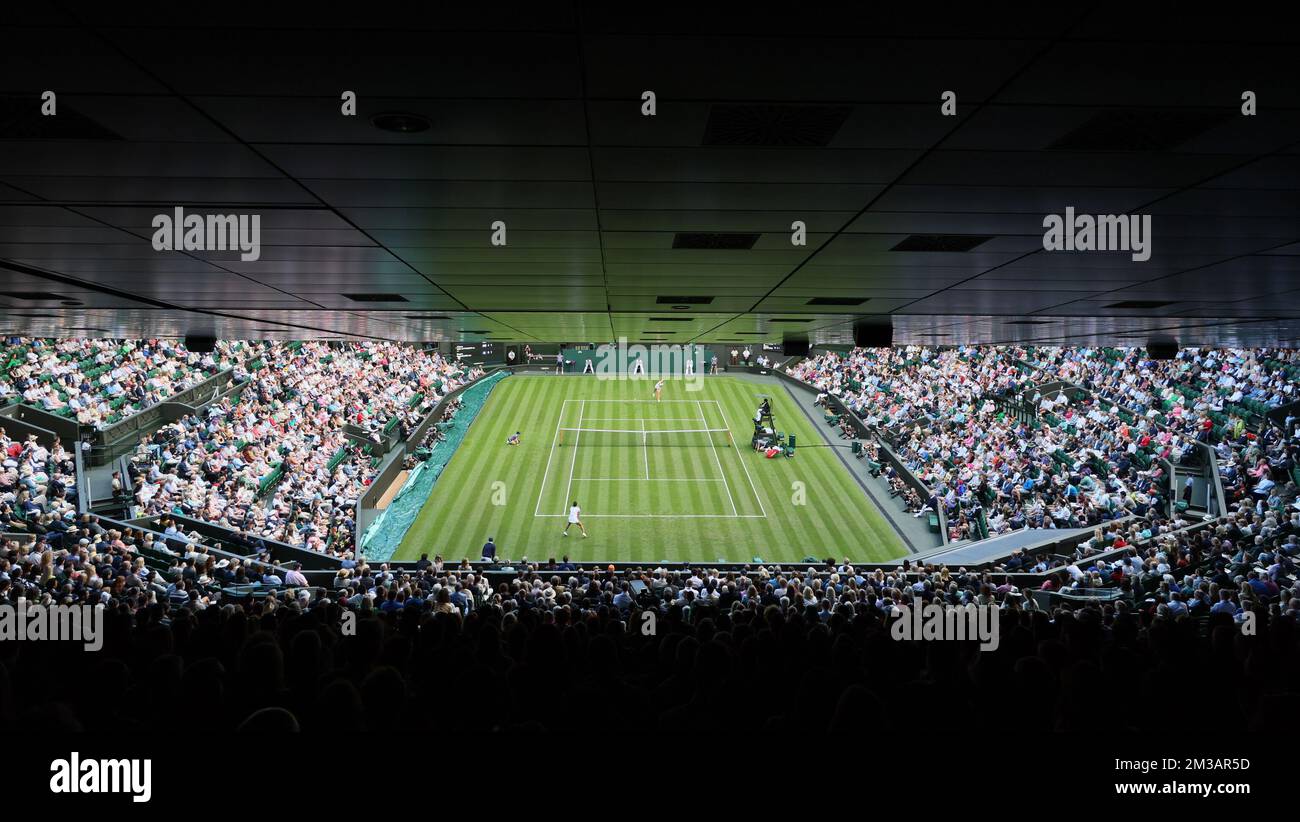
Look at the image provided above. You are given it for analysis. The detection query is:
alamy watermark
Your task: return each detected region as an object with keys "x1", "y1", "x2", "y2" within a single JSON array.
[
  {"x1": 0, "y1": 597, "x2": 104, "y2": 652},
  {"x1": 590, "y1": 337, "x2": 707, "y2": 391},
  {"x1": 50, "y1": 753, "x2": 151, "y2": 803},
  {"x1": 1042, "y1": 207, "x2": 1151, "y2": 262},
  {"x1": 889, "y1": 596, "x2": 1000, "y2": 651},
  {"x1": 151, "y1": 206, "x2": 261, "y2": 261}
]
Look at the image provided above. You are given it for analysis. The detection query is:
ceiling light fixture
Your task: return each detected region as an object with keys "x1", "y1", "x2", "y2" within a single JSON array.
[{"x1": 370, "y1": 111, "x2": 431, "y2": 133}]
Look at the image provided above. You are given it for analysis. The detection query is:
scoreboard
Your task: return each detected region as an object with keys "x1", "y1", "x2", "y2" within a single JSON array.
[{"x1": 455, "y1": 341, "x2": 502, "y2": 363}]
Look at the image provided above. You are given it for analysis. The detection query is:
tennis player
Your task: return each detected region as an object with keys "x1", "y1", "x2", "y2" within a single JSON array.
[
  {"x1": 654, "y1": 378, "x2": 665, "y2": 402},
  {"x1": 562, "y1": 501, "x2": 588, "y2": 537},
  {"x1": 507, "y1": 431, "x2": 521, "y2": 446}
]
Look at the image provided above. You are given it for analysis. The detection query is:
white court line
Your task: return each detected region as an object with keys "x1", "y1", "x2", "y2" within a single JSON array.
[
  {"x1": 699, "y1": 399, "x2": 738, "y2": 516},
  {"x1": 537, "y1": 514, "x2": 764, "y2": 519},
  {"x1": 561, "y1": 399, "x2": 584, "y2": 516},
  {"x1": 530, "y1": 396, "x2": 763, "y2": 520},
  {"x1": 720, "y1": 398, "x2": 768, "y2": 518},
  {"x1": 640, "y1": 407, "x2": 649, "y2": 480},
  {"x1": 534, "y1": 398, "x2": 568, "y2": 517},
  {"x1": 577, "y1": 417, "x2": 702, "y2": 421},
  {"x1": 570, "y1": 477, "x2": 725, "y2": 482}
]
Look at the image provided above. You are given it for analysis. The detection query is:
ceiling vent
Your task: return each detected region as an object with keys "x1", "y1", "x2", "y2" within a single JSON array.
[
  {"x1": 1105, "y1": 300, "x2": 1174, "y2": 310},
  {"x1": 0, "y1": 290, "x2": 65, "y2": 301},
  {"x1": 806, "y1": 297, "x2": 869, "y2": 306},
  {"x1": 370, "y1": 111, "x2": 431, "y2": 134},
  {"x1": 1049, "y1": 108, "x2": 1232, "y2": 151},
  {"x1": 1005, "y1": 320, "x2": 1050, "y2": 325},
  {"x1": 769, "y1": 318, "x2": 814, "y2": 323},
  {"x1": 342, "y1": 293, "x2": 408, "y2": 303},
  {"x1": 703, "y1": 104, "x2": 851, "y2": 147},
  {"x1": 891, "y1": 235, "x2": 993, "y2": 252},
  {"x1": 657, "y1": 295, "x2": 714, "y2": 305},
  {"x1": 647, "y1": 316, "x2": 695, "y2": 322},
  {"x1": 671, "y1": 232, "x2": 760, "y2": 250}
]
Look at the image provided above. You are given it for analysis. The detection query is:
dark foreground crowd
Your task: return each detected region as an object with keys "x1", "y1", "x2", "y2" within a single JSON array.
[{"x1": 3, "y1": 509, "x2": 1297, "y2": 733}]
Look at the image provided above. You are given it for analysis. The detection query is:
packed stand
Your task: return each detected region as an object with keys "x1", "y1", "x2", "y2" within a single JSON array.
[
  {"x1": 792, "y1": 346, "x2": 1177, "y2": 539},
  {"x1": 789, "y1": 345, "x2": 1300, "y2": 541},
  {"x1": 0, "y1": 428, "x2": 78, "y2": 541},
  {"x1": 1, "y1": 337, "x2": 237, "y2": 429},
  {"x1": 4, "y1": 526, "x2": 1297, "y2": 732},
  {"x1": 127, "y1": 342, "x2": 481, "y2": 557}
]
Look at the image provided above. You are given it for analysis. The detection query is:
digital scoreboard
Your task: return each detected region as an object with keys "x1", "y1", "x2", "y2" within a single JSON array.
[{"x1": 455, "y1": 341, "x2": 502, "y2": 363}]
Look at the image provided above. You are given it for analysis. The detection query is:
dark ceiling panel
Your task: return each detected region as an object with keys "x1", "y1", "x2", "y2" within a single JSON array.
[{"x1": 0, "y1": 7, "x2": 1297, "y2": 346}]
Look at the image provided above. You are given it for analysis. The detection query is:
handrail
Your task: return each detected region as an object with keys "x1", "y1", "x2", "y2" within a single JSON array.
[
  {"x1": 356, "y1": 367, "x2": 504, "y2": 532},
  {"x1": 0, "y1": 402, "x2": 89, "y2": 524},
  {"x1": 1198, "y1": 442, "x2": 1228, "y2": 517},
  {"x1": 1048, "y1": 377, "x2": 1226, "y2": 517},
  {"x1": 91, "y1": 367, "x2": 234, "y2": 447},
  {"x1": 770, "y1": 366, "x2": 949, "y2": 543},
  {"x1": 123, "y1": 512, "x2": 339, "y2": 570}
]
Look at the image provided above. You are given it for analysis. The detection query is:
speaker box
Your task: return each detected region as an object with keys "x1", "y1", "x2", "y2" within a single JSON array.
[
  {"x1": 854, "y1": 321, "x2": 893, "y2": 348},
  {"x1": 782, "y1": 336, "x2": 810, "y2": 356},
  {"x1": 1147, "y1": 338, "x2": 1178, "y2": 360},
  {"x1": 185, "y1": 334, "x2": 216, "y2": 353}
]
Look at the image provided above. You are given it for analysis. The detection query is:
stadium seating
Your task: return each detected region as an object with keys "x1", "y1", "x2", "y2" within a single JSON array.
[
  {"x1": 0, "y1": 337, "x2": 233, "y2": 429},
  {"x1": 120, "y1": 341, "x2": 481, "y2": 557}
]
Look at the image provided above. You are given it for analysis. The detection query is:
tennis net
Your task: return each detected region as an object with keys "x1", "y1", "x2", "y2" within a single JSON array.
[{"x1": 557, "y1": 426, "x2": 733, "y2": 447}]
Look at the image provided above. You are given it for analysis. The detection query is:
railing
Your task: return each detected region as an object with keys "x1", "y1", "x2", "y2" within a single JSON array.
[
  {"x1": 87, "y1": 370, "x2": 243, "y2": 466},
  {"x1": 990, "y1": 392, "x2": 1037, "y2": 426},
  {"x1": 1197, "y1": 442, "x2": 1228, "y2": 517},
  {"x1": 0, "y1": 402, "x2": 83, "y2": 513},
  {"x1": 340, "y1": 512, "x2": 1211, "y2": 589},
  {"x1": 1043, "y1": 377, "x2": 1224, "y2": 518},
  {"x1": 1266, "y1": 397, "x2": 1300, "y2": 432},
  {"x1": 123, "y1": 512, "x2": 340, "y2": 571},
  {"x1": 0, "y1": 401, "x2": 79, "y2": 443},
  {"x1": 356, "y1": 367, "x2": 506, "y2": 517},
  {"x1": 403, "y1": 366, "x2": 514, "y2": 453},
  {"x1": 771, "y1": 365, "x2": 949, "y2": 543}
]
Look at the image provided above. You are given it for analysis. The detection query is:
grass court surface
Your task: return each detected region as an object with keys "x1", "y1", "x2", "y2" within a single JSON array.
[{"x1": 393, "y1": 375, "x2": 903, "y2": 564}]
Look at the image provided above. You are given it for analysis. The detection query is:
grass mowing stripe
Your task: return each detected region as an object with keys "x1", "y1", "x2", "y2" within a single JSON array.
[{"x1": 392, "y1": 374, "x2": 903, "y2": 563}]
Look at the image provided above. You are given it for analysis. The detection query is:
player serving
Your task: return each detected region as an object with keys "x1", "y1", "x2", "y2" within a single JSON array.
[
  {"x1": 654, "y1": 377, "x2": 665, "y2": 402},
  {"x1": 562, "y1": 500, "x2": 588, "y2": 538}
]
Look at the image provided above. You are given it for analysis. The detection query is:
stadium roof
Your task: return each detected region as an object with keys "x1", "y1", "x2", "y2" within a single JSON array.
[{"x1": 2, "y1": 5, "x2": 1298, "y2": 346}]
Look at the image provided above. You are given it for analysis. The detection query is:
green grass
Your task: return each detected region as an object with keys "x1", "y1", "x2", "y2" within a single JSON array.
[{"x1": 393, "y1": 375, "x2": 903, "y2": 564}]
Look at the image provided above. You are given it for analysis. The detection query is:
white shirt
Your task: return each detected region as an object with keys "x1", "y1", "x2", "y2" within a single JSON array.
[{"x1": 568, "y1": 505, "x2": 581, "y2": 524}]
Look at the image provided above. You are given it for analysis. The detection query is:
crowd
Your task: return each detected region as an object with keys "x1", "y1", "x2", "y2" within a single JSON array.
[
  {"x1": 3, "y1": 506, "x2": 1296, "y2": 731},
  {"x1": 1, "y1": 337, "x2": 233, "y2": 429},
  {"x1": 1019, "y1": 346, "x2": 1300, "y2": 518},
  {"x1": 126, "y1": 342, "x2": 481, "y2": 556},
  {"x1": 5, "y1": 339, "x2": 1300, "y2": 732},
  {"x1": 791, "y1": 345, "x2": 1300, "y2": 542},
  {"x1": 0, "y1": 428, "x2": 78, "y2": 541}
]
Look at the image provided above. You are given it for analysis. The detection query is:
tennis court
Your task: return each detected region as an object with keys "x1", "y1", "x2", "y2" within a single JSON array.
[
  {"x1": 392, "y1": 374, "x2": 904, "y2": 563},
  {"x1": 535, "y1": 399, "x2": 766, "y2": 519}
]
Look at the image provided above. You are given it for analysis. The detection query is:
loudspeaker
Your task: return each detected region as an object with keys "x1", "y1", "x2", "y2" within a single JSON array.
[
  {"x1": 185, "y1": 334, "x2": 216, "y2": 353},
  {"x1": 1147, "y1": 338, "x2": 1178, "y2": 360},
  {"x1": 782, "y1": 336, "x2": 810, "y2": 356},
  {"x1": 854, "y1": 321, "x2": 893, "y2": 348}
]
